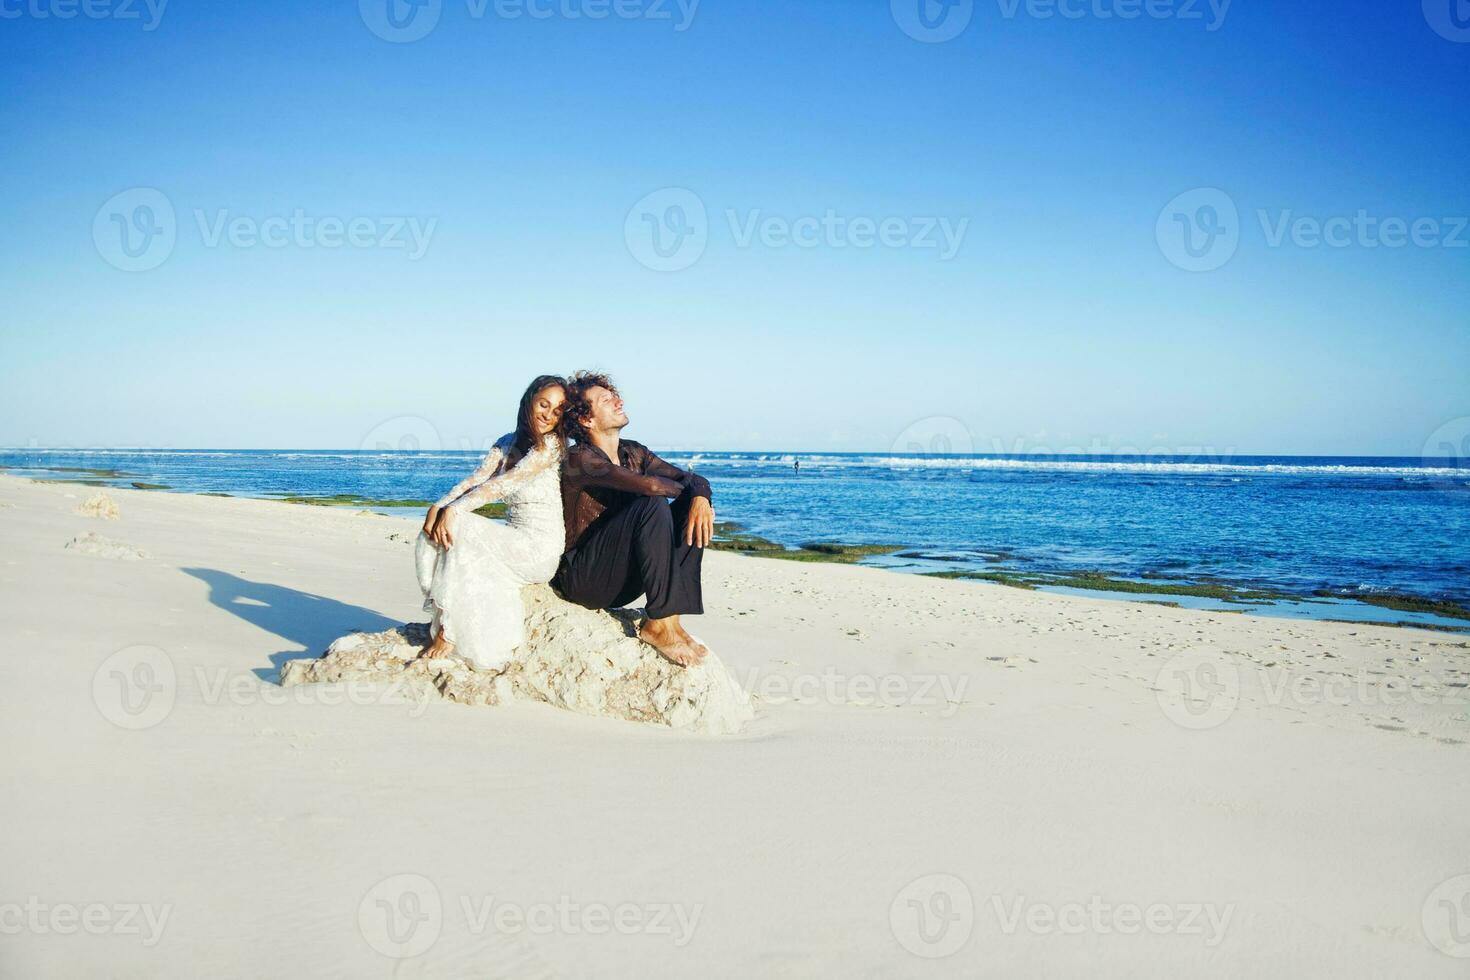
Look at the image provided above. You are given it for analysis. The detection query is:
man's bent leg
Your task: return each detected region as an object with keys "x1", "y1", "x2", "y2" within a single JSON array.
[
  {"x1": 647, "y1": 493, "x2": 704, "y2": 618},
  {"x1": 553, "y1": 497, "x2": 703, "y2": 666},
  {"x1": 554, "y1": 496, "x2": 679, "y2": 610},
  {"x1": 552, "y1": 506, "x2": 641, "y2": 611}
]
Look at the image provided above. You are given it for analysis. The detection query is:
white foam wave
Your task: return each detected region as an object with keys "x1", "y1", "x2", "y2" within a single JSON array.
[
  {"x1": 4, "y1": 448, "x2": 1466, "y2": 480},
  {"x1": 666, "y1": 454, "x2": 1470, "y2": 479}
]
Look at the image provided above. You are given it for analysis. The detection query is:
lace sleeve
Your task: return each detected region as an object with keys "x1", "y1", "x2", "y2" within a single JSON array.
[
  {"x1": 449, "y1": 436, "x2": 564, "y2": 513},
  {"x1": 435, "y1": 434, "x2": 512, "y2": 508}
]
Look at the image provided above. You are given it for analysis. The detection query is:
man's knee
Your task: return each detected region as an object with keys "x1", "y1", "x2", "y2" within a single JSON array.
[
  {"x1": 628, "y1": 495, "x2": 673, "y2": 530},
  {"x1": 551, "y1": 573, "x2": 603, "y2": 611}
]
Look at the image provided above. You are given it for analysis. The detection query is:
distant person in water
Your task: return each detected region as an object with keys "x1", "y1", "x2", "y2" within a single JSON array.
[
  {"x1": 551, "y1": 371, "x2": 714, "y2": 667},
  {"x1": 794, "y1": 459, "x2": 800, "y2": 475}
]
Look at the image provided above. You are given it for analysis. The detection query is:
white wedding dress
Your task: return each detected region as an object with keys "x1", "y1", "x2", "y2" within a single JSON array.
[{"x1": 414, "y1": 433, "x2": 565, "y2": 671}]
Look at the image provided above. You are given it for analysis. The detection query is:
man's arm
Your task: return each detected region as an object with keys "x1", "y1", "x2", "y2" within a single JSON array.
[
  {"x1": 637, "y1": 446, "x2": 714, "y2": 547},
  {"x1": 564, "y1": 445, "x2": 685, "y2": 497},
  {"x1": 638, "y1": 447, "x2": 712, "y2": 500}
]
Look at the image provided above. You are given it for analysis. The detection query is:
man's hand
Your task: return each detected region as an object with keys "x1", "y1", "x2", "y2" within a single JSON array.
[
  {"x1": 684, "y1": 497, "x2": 714, "y2": 548},
  {"x1": 430, "y1": 508, "x2": 456, "y2": 550}
]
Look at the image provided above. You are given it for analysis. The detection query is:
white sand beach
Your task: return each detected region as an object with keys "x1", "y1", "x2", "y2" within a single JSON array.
[{"x1": 2, "y1": 471, "x2": 1467, "y2": 977}]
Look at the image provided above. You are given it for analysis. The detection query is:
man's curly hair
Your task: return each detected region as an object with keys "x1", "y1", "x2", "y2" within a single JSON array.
[{"x1": 560, "y1": 370, "x2": 620, "y2": 443}]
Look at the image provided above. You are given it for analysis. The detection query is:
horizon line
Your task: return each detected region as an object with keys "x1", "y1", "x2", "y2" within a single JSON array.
[{"x1": 0, "y1": 446, "x2": 1464, "y2": 462}]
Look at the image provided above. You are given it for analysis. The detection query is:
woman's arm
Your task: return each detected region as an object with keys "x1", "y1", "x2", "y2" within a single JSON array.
[
  {"x1": 429, "y1": 441, "x2": 556, "y2": 548},
  {"x1": 435, "y1": 436, "x2": 512, "y2": 508},
  {"x1": 448, "y1": 438, "x2": 560, "y2": 514},
  {"x1": 422, "y1": 434, "x2": 513, "y2": 545}
]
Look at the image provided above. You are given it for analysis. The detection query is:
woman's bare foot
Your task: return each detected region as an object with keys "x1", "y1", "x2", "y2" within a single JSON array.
[
  {"x1": 417, "y1": 629, "x2": 455, "y2": 661},
  {"x1": 638, "y1": 616, "x2": 704, "y2": 667}
]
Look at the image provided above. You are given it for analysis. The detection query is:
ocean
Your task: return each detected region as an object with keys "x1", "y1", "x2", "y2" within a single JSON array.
[{"x1": 6, "y1": 447, "x2": 1469, "y2": 630}]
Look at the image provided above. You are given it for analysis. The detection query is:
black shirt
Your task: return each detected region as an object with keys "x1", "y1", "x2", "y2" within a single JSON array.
[{"x1": 560, "y1": 440, "x2": 712, "y2": 552}]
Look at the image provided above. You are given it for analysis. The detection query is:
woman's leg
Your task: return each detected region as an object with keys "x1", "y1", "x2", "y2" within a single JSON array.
[
  {"x1": 414, "y1": 531, "x2": 457, "y2": 658},
  {"x1": 414, "y1": 516, "x2": 538, "y2": 670}
]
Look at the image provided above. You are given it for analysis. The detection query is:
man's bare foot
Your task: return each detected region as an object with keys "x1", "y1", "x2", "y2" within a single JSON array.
[
  {"x1": 671, "y1": 619, "x2": 709, "y2": 658},
  {"x1": 638, "y1": 616, "x2": 704, "y2": 667}
]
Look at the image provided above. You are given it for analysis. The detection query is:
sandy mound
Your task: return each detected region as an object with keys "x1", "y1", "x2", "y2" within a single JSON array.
[
  {"x1": 281, "y1": 584, "x2": 754, "y2": 735},
  {"x1": 77, "y1": 492, "x2": 119, "y2": 520},
  {"x1": 64, "y1": 531, "x2": 150, "y2": 560}
]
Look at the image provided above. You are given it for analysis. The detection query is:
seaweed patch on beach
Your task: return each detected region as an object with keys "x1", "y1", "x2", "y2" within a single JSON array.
[
  {"x1": 1314, "y1": 589, "x2": 1470, "y2": 622},
  {"x1": 923, "y1": 568, "x2": 1293, "y2": 602},
  {"x1": 273, "y1": 493, "x2": 508, "y2": 519},
  {"x1": 710, "y1": 521, "x2": 901, "y2": 564},
  {"x1": 922, "y1": 570, "x2": 1039, "y2": 590},
  {"x1": 15, "y1": 465, "x2": 137, "y2": 487},
  {"x1": 273, "y1": 492, "x2": 436, "y2": 508}
]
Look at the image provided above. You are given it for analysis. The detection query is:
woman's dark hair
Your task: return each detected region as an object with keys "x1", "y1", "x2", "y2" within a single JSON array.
[
  {"x1": 561, "y1": 370, "x2": 620, "y2": 443},
  {"x1": 507, "y1": 374, "x2": 568, "y2": 465}
]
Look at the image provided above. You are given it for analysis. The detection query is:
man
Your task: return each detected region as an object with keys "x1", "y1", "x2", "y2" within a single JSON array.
[{"x1": 552, "y1": 371, "x2": 715, "y2": 666}]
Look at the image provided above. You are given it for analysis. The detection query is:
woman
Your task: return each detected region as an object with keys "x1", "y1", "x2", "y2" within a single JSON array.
[{"x1": 414, "y1": 375, "x2": 567, "y2": 671}]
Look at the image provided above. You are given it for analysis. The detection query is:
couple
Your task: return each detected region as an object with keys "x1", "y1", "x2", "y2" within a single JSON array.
[{"x1": 413, "y1": 371, "x2": 714, "y2": 672}]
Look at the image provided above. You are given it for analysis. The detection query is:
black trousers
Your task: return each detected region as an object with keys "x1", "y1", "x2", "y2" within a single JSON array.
[{"x1": 553, "y1": 495, "x2": 704, "y2": 619}]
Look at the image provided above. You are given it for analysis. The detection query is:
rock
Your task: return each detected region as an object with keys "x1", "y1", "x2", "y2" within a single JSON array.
[
  {"x1": 281, "y1": 585, "x2": 755, "y2": 735},
  {"x1": 65, "y1": 531, "x2": 150, "y2": 560},
  {"x1": 77, "y1": 492, "x2": 119, "y2": 520}
]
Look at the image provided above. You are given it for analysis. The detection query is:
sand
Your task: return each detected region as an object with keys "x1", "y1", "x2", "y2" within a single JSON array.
[{"x1": 1, "y1": 472, "x2": 1467, "y2": 977}]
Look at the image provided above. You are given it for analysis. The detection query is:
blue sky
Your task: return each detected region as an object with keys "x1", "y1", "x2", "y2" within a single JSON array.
[{"x1": 1, "y1": 0, "x2": 1466, "y2": 455}]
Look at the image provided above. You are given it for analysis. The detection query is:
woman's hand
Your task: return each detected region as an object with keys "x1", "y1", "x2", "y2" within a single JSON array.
[
  {"x1": 430, "y1": 507, "x2": 456, "y2": 550},
  {"x1": 422, "y1": 504, "x2": 443, "y2": 537}
]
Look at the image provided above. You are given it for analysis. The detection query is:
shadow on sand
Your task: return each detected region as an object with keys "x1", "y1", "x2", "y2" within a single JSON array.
[{"x1": 180, "y1": 567, "x2": 402, "y2": 682}]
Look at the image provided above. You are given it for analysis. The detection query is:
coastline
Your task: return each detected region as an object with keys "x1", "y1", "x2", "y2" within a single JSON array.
[
  {"x1": 9, "y1": 461, "x2": 1469, "y2": 633},
  {"x1": 3, "y1": 471, "x2": 1469, "y2": 975}
]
